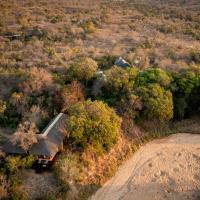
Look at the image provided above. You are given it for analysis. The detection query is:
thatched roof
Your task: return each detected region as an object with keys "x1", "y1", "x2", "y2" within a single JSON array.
[
  {"x1": 30, "y1": 138, "x2": 59, "y2": 157},
  {"x1": 3, "y1": 113, "x2": 67, "y2": 157},
  {"x1": 2, "y1": 140, "x2": 27, "y2": 154}
]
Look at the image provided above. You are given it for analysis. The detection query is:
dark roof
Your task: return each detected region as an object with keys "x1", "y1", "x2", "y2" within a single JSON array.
[
  {"x1": 114, "y1": 57, "x2": 131, "y2": 68},
  {"x1": 30, "y1": 138, "x2": 58, "y2": 157},
  {"x1": 2, "y1": 140, "x2": 26, "y2": 154},
  {"x1": 3, "y1": 113, "x2": 67, "y2": 157}
]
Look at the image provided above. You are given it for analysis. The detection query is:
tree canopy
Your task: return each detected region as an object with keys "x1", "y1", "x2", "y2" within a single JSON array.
[
  {"x1": 135, "y1": 68, "x2": 172, "y2": 88},
  {"x1": 66, "y1": 100, "x2": 121, "y2": 152},
  {"x1": 136, "y1": 84, "x2": 174, "y2": 122},
  {"x1": 67, "y1": 57, "x2": 98, "y2": 83}
]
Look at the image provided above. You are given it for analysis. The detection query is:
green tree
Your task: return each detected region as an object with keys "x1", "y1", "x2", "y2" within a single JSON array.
[
  {"x1": 172, "y1": 66, "x2": 200, "y2": 119},
  {"x1": 67, "y1": 57, "x2": 98, "y2": 83},
  {"x1": 67, "y1": 100, "x2": 121, "y2": 152},
  {"x1": 102, "y1": 66, "x2": 138, "y2": 105},
  {"x1": 135, "y1": 68, "x2": 172, "y2": 88},
  {"x1": 136, "y1": 84, "x2": 173, "y2": 122}
]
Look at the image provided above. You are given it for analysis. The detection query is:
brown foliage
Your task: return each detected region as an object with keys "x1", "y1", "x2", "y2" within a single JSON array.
[
  {"x1": 54, "y1": 81, "x2": 85, "y2": 112},
  {"x1": 11, "y1": 121, "x2": 38, "y2": 151},
  {"x1": 18, "y1": 67, "x2": 53, "y2": 96}
]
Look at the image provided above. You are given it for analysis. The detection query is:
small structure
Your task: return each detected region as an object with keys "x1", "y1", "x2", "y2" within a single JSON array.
[
  {"x1": 114, "y1": 57, "x2": 131, "y2": 68},
  {"x1": 3, "y1": 113, "x2": 67, "y2": 165}
]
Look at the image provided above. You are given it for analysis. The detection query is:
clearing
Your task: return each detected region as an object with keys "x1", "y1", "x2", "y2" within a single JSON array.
[{"x1": 91, "y1": 133, "x2": 200, "y2": 200}]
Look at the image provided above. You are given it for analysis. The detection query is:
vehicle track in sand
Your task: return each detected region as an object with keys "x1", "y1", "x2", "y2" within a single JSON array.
[{"x1": 91, "y1": 133, "x2": 200, "y2": 200}]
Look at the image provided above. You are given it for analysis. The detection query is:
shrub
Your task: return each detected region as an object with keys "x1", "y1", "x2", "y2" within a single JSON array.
[
  {"x1": 172, "y1": 65, "x2": 200, "y2": 119},
  {"x1": 66, "y1": 57, "x2": 98, "y2": 83},
  {"x1": 136, "y1": 84, "x2": 174, "y2": 122},
  {"x1": 135, "y1": 68, "x2": 172, "y2": 88},
  {"x1": 21, "y1": 155, "x2": 36, "y2": 169},
  {"x1": 11, "y1": 122, "x2": 38, "y2": 151},
  {"x1": 102, "y1": 66, "x2": 138, "y2": 105},
  {"x1": 54, "y1": 152, "x2": 81, "y2": 184},
  {"x1": 5, "y1": 156, "x2": 22, "y2": 174},
  {"x1": 105, "y1": 66, "x2": 138, "y2": 92},
  {"x1": 10, "y1": 189, "x2": 28, "y2": 200},
  {"x1": 0, "y1": 173, "x2": 8, "y2": 199},
  {"x1": 97, "y1": 55, "x2": 117, "y2": 70},
  {"x1": 0, "y1": 100, "x2": 6, "y2": 113},
  {"x1": 54, "y1": 81, "x2": 85, "y2": 112},
  {"x1": 5, "y1": 155, "x2": 36, "y2": 174},
  {"x1": 18, "y1": 67, "x2": 53, "y2": 96},
  {"x1": 67, "y1": 100, "x2": 121, "y2": 152},
  {"x1": 0, "y1": 102, "x2": 21, "y2": 128},
  {"x1": 83, "y1": 21, "x2": 96, "y2": 34},
  {"x1": 190, "y1": 50, "x2": 200, "y2": 64}
]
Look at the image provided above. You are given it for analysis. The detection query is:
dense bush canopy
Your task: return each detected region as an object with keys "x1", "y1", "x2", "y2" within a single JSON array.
[
  {"x1": 66, "y1": 100, "x2": 121, "y2": 152},
  {"x1": 135, "y1": 68, "x2": 172, "y2": 88},
  {"x1": 67, "y1": 57, "x2": 98, "y2": 83},
  {"x1": 172, "y1": 65, "x2": 200, "y2": 119},
  {"x1": 136, "y1": 84, "x2": 174, "y2": 122},
  {"x1": 101, "y1": 66, "x2": 138, "y2": 105}
]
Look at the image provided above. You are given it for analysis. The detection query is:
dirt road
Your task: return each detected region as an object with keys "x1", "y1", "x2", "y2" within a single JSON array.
[{"x1": 91, "y1": 133, "x2": 200, "y2": 200}]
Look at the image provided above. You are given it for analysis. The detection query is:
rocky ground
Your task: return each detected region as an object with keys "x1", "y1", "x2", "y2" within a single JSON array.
[{"x1": 91, "y1": 133, "x2": 200, "y2": 200}]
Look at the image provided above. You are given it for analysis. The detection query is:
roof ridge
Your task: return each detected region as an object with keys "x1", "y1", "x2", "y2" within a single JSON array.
[{"x1": 41, "y1": 113, "x2": 64, "y2": 137}]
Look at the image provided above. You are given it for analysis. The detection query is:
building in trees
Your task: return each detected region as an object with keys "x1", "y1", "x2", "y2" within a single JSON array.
[{"x1": 3, "y1": 113, "x2": 67, "y2": 165}]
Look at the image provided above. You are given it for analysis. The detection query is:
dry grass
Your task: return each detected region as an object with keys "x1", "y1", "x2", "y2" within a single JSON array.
[{"x1": 0, "y1": 0, "x2": 200, "y2": 81}]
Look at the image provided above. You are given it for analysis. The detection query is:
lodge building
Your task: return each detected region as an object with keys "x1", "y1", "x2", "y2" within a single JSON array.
[{"x1": 3, "y1": 113, "x2": 67, "y2": 165}]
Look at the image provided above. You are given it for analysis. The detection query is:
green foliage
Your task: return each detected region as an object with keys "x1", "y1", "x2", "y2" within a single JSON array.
[
  {"x1": 21, "y1": 155, "x2": 36, "y2": 169},
  {"x1": 0, "y1": 100, "x2": 6, "y2": 113},
  {"x1": 67, "y1": 57, "x2": 98, "y2": 83},
  {"x1": 0, "y1": 102, "x2": 21, "y2": 128},
  {"x1": 97, "y1": 55, "x2": 117, "y2": 70},
  {"x1": 67, "y1": 100, "x2": 121, "y2": 152},
  {"x1": 5, "y1": 155, "x2": 36, "y2": 174},
  {"x1": 190, "y1": 50, "x2": 200, "y2": 64},
  {"x1": 54, "y1": 151, "x2": 81, "y2": 183},
  {"x1": 135, "y1": 68, "x2": 172, "y2": 88},
  {"x1": 10, "y1": 189, "x2": 28, "y2": 200},
  {"x1": 102, "y1": 66, "x2": 138, "y2": 105},
  {"x1": 5, "y1": 156, "x2": 22, "y2": 174},
  {"x1": 137, "y1": 84, "x2": 173, "y2": 122},
  {"x1": 172, "y1": 65, "x2": 200, "y2": 119}
]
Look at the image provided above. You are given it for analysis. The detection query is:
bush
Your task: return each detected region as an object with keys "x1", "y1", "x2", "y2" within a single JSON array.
[
  {"x1": 66, "y1": 57, "x2": 98, "y2": 83},
  {"x1": 172, "y1": 65, "x2": 200, "y2": 119},
  {"x1": 54, "y1": 81, "x2": 85, "y2": 112},
  {"x1": 136, "y1": 84, "x2": 174, "y2": 122},
  {"x1": 190, "y1": 50, "x2": 200, "y2": 64},
  {"x1": 102, "y1": 66, "x2": 138, "y2": 105},
  {"x1": 67, "y1": 100, "x2": 121, "y2": 152},
  {"x1": 11, "y1": 122, "x2": 38, "y2": 151},
  {"x1": 0, "y1": 102, "x2": 21, "y2": 128},
  {"x1": 10, "y1": 189, "x2": 28, "y2": 200},
  {"x1": 18, "y1": 67, "x2": 53, "y2": 96},
  {"x1": 135, "y1": 68, "x2": 172, "y2": 88},
  {"x1": 83, "y1": 21, "x2": 96, "y2": 34},
  {"x1": 97, "y1": 55, "x2": 117, "y2": 70},
  {"x1": 5, "y1": 155, "x2": 36, "y2": 174},
  {"x1": 5, "y1": 156, "x2": 22, "y2": 174}
]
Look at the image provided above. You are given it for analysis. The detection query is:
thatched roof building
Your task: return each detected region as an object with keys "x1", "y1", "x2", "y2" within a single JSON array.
[{"x1": 3, "y1": 113, "x2": 67, "y2": 161}]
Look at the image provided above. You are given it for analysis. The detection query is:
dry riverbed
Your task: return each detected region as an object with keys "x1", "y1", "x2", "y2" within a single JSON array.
[{"x1": 91, "y1": 133, "x2": 200, "y2": 200}]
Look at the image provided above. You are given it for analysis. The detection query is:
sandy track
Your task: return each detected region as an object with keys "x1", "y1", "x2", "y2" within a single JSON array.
[{"x1": 91, "y1": 133, "x2": 200, "y2": 200}]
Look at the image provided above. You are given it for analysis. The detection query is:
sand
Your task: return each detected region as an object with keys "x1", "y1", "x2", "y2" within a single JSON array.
[{"x1": 91, "y1": 133, "x2": 200, "y2": 200}]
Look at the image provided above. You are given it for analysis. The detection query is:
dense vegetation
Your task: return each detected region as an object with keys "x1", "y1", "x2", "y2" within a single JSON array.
[{"x1": 0, "y1": 0, "x2": 200, "y2": 199}]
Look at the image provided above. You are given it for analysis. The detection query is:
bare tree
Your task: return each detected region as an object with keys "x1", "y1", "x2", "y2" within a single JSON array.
[{"x1": 11, "y1": 121, "x2": 38, "y2": 151}]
